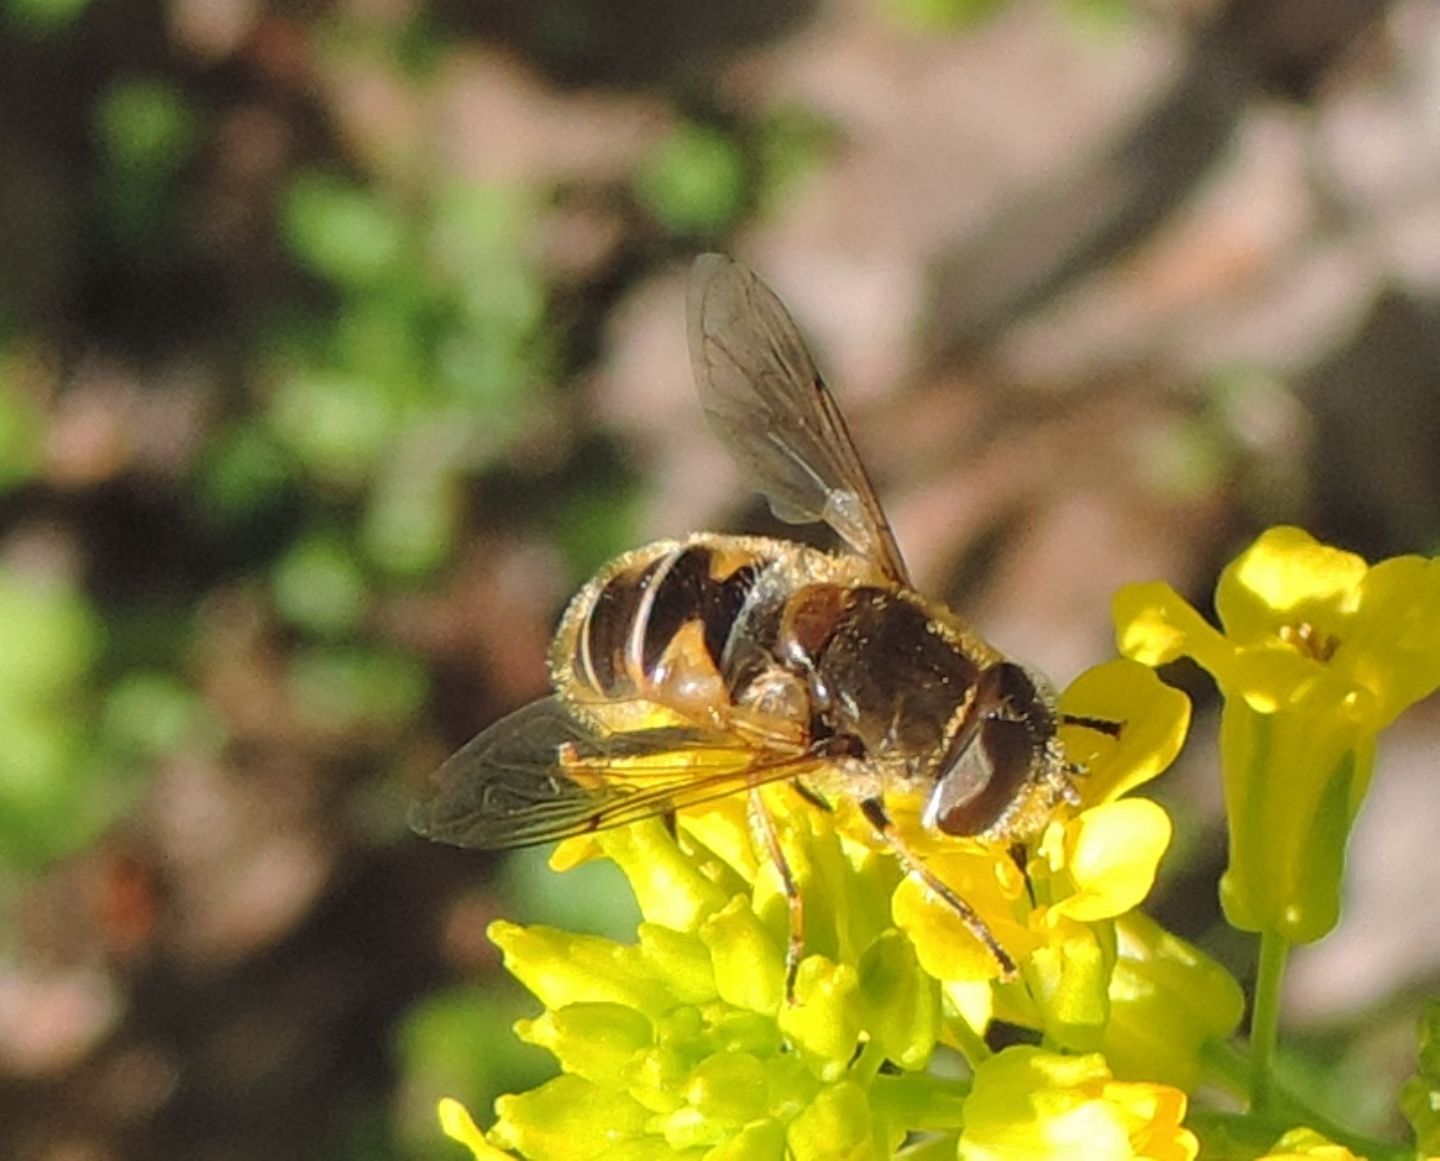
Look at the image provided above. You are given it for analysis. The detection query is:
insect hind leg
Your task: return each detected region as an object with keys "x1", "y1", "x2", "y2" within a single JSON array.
[
  {"x1": 747, "y1": 787, "x2": 804, "y2": 1003},
  {"x1": 859, "y1": 797, "x2": 1018, "y2": 980}
]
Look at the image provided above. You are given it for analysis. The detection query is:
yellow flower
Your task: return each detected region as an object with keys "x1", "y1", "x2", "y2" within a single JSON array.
[
  {"x1": 893, "y1": 659, "x2": 1191, "y2": 1047},
  {"x1": 471, "y1": 817, "x2": 959, "y2": 1159},
  {"x1": 1257, "y1": 1126, "x2": 1368, "y2": 1160},
  {"x1": 437, "y1": 663, "x2": 1192, "y2": 1157},
  {"x1": 1114, "y1": 526, "x2": 1440, "y2": 942},
  {"x1": 438, "y1": 1097, "x2": 518, "y2": 1160},
  {"x1": 1101, "y1": 912, "x2": 1245, "y2": 1092},
  {"x1": 957, "y1": 1046, "x2": 1198, "y2": 1161}
]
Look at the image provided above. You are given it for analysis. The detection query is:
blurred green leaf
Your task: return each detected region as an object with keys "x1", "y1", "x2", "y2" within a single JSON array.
[
  {"x1": 1402, "y1": 1000, "x2": 1440, "y2": 1155},
  {"x1": 498, "y1": 846, "x2": 640, "y2": 940},
  {"x1": 283, "y1": 172, "x2": 408, "y2": 289},
  {"x1": 4, "y1": 0, "x2": 92, "y2": 35},
  {"x1": 332, "y1": 297, "x2": 432, "y2": 399},
  {"x1": 0, "y1": 568, "x2": 117, "y2": 869},
  {"x1": 634, "y1": 123, "x2": 747, "y2": 236},
  {"x1": 428, "y1": 185, "x2": 528, "y2": 285},
  {"x1": 428, "y1": 185, "x2": 551, "y2": 416},
  {"x1": 273, "y1": 532, "x2": 370, "y2": 635},
  {"x1": 1058, "y1": 0, "x2": 1135, "y2": 33},
  {"x1": 361, "y1": 460, "x2": 461, "y2": 581},
  {"x1": 197, "y1": 422, "x2": 295, "y2": 528},
  {"x1": 0, "y1": 372, "x2": 42, "y2": 494},
  {"x1": 101, "y1": 671, "x2": 221, "y2": 761},
  {"x1": 756, "y1": 106, "x2": 836, "y2": 213},
  {"x1": 395, "y1": 984, "x2": 554, "y2": 1153},
  {"x1": 98, "y1": 79, "x2": 196, "y2": 176},
  {"x1": 1135, "y1": 415, "x2": 1228, "y2": 503},
  {"x1": 553, "y1": 475, "x2": 639, "y2": 584},
  {"x1": 434, "y1": 330, "x2": 535, "y2": 417},
  {"x1": 95, "y1": 78, "x2": 197, "y2": 246},
  {"x1": 267, "y1": 370, "x2": 398, "y2": 486},
  {"x1": 288, "y1": 645, "x2": 428, "y2": 732},
  {"x1": 0, "y1": 569, "x2": 100, "y2": 699},
  {"x1": 879, "y1": 0, "x2": 1004, "y2": 30}
]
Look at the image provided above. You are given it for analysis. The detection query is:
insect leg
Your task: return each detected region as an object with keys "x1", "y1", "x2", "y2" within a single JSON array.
[
  {"x1": 1060, "y1": 712, "x2": 1127, "y2": 783},
  {"x1": 1060, "y1": 712, "x2": 1125, "y2": 737},
  {"x1": 859, "y1": 797, "x2": 1018, "y2": 980},
  {"x1": 748, "y1": 786, "x2": 804, "y2": 1002},
  {"x1": 790, "y1": 778, "x2": 834, "y2": 813}
]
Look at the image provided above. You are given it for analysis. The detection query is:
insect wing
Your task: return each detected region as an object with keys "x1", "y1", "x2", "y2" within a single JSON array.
[
  {"x1": 687, "y1": 254, "x2": 911, "y2": 586},
  {"x1": 411, "y1": 696, "x2": 818, "y2": 850}
]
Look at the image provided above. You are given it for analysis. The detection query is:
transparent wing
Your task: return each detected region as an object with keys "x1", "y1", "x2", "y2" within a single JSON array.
[
  {"x1": 411, "y1": 696, "x2": 819, "y2": 850},
  {"x1": 688, "y1": 253, "x2": 911, "y2": 586}
]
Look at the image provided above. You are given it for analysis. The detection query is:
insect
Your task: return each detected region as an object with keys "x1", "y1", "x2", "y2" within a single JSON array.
[{"x1": 412, "y1": 254, "x2": 1086, "y2": 988}]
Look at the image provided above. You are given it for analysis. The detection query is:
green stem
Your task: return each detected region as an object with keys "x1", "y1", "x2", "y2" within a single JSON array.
[
  {"x1": 851, "y1": 1037, "x2": 888, "y2": 1084},
  {"x1": 944, "y1": 1008, "x2": 992, "y2": 1071},
  {"x1": 1251, "y1": 929, "x2": 1290, "y2": 1114},
  {"x1": 1202, "y1": 1040, "x2": 1398, "y2": 1160}
]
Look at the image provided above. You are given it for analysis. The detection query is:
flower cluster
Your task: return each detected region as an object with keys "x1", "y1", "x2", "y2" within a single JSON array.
[
  {"x1": 432, "y1": 527, "x2": 1440, "y2": 1161},
  {"x1": 1114, "y1": 526, "x2": 1440, "y2": 944}
]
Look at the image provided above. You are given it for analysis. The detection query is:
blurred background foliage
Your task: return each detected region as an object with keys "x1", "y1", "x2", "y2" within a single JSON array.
[{"x1": 1, "y1": 0, "x2": 1439, "y2": 1157}]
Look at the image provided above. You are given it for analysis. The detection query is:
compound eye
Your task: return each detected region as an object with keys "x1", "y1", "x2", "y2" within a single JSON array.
[
  {"x1": 992, "y1": 661, "x2": 1042, "y2": 718},
  {"x1": 924, "y1": 662, "x2": 1054, "y2": 839},
  {"x1": 927, "y1": 716, "x2": 1035, "y2": 837}
]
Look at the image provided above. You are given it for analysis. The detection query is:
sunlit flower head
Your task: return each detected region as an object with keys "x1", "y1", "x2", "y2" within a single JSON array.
[
  {"x1": 454, "y1": 817, "x2": 963, "y2": 1159},
  {"x1": 1102, "y1": 912, "x2": 1245, "y2": 1092},
  {"x1": 436, "y1": 659, "x2": 1196, "y2": 1157},
  {"x1": 1114, "y1": 526, "x2": 1440, "y2": 941},
  {"x1": 1256, "y1": 1126, "x2": 1368, "y2": 1161},
  {"x1": 957, "y1": 1045, "x2": 1198, "y2": 1161}
]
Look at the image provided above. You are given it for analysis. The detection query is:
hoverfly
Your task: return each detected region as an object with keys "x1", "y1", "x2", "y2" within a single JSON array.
[{"x1": 412, "y1": 254, "x2": 1084, "y2": 988}]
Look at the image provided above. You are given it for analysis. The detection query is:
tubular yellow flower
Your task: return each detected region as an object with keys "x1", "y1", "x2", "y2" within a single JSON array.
[
  {"x1": 1114, "y1": 526, "x2": 1440, "y2": 942},
  {"x1": 1256, "y1": 1127, "x2": 1368, "y2": 1160},
  {"x1": 1102, "y1": 912, "x2": 1245, "y2": 1092},
  {"x1": 957, "y1": 1045, "x2": 1198, "y2": 1161},
  {"x1": 438, "y1": 1096, "x2": 518, "y2": 1160},
  {"x1": 470, "y1": 817, "x2": 961, "y2": 1159}
]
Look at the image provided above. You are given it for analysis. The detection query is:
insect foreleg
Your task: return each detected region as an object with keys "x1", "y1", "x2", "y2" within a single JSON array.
[{"x1": 858, "y1": 797, "x2": 1018, "y2": 980}]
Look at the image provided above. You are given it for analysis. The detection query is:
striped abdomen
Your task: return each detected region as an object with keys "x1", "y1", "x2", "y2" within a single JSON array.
[{"x1": 551, "y1": 536, "x2": 794, "y2": 733}]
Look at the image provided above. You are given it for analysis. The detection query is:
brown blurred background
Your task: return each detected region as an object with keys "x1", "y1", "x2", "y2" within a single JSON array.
[{"x1": 1, "y1": 0, "x2": 1438, "y2": 1156}]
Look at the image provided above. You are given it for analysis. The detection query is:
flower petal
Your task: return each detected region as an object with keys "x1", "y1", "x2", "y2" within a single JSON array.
[
  {"x1": 856, "y1": 930, "x2": 939, "y2": 1071},
  {"x1": 1103, "y1": 912, "x2": 1245, "y2": 1092},
  {"x1": 1049, "y1": 800, "x2": 1172, "y2": 924},
  {"x1": 958, "y1": 1046, "x2": 1197, "y2": 1161},
  {"x1": 438, "y1": 1098, "x2": 516, "y2": 1161},
  {"x1": 1257, "y1": 1127, "x2": 1368, "y2": 1160},
  {"x1": 777, "y1": 958, "x2": 863, "y2": 1079},
  {"x1": 892, "y1": 850, "x2": 1032, "y2": 982},
  {"x1": 1215, "y1": 526, "x2": 1365, "y2": 645},
  {"x1": 1341, "y1": 553, "x2": 1440, "y2": 726},
  {"x1": 1113, "y1": 582, "x2": 1232, "y2": 675},
  {"x1": 491, "y1": 1074, "x2": 652, "y2": 1158},
  {"x1": 1060, "y1": 660, "x2": 1191, "y2": 806}
]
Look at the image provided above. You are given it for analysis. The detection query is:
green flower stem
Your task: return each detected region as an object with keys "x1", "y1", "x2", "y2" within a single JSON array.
[
  {"x1": 1199, "y1": 1035, "x2": 1252, "y2": 1102},
  {"x1": 1202, "y1": 1038, "x2": 1399, "y2": 1159},
  {"x1": 944, "y1": 1008, "x2": 993, "y2": 1070},
  {"x1": 1250, "y1": 929, "x2": 1289, "y2": 1114},
  {"x1": 851, "y1": 1037, "x2": 888, "y2": 1084},
  {"x1": 1185, "y1": 1111, "x2": 1411, "y2": 1161}
]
